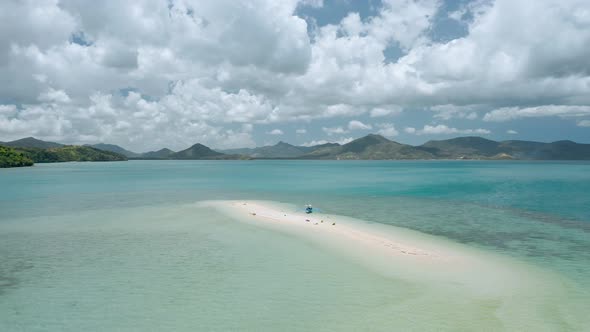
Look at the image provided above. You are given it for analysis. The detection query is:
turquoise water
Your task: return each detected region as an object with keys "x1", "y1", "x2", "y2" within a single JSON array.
[{"x1": 1, "y1": 160, "x2": 589, "y2": 330}]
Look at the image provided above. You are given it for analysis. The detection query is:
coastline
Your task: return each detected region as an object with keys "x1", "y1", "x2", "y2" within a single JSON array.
[{"x1": 199, "y1": 199, "x2": 584, "y2": 329}]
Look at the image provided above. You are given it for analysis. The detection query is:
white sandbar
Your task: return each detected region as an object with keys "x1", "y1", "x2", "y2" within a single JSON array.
[
  {"x1": 202, "y1": 201, "x2": 544, "y2": 284},
  {"x1": 197, "y1": 200, "x2": 584, "y2": 329}
]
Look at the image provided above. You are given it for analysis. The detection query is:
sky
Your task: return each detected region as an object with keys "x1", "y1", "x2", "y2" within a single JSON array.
[{"x1": 0, "y1": 0, "x2": 589, "y2": 152}]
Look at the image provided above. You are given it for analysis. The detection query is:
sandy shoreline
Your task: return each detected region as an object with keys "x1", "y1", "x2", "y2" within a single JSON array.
[
  {"x1": 197, "y1": 199, "x2": 585, "y2": 329},
  {"x1": 210, "y1": 200, "x2": 439, "y2": 258},
  {"x1": 198, "y1": 200, "x2": 545, "y2": 285}
]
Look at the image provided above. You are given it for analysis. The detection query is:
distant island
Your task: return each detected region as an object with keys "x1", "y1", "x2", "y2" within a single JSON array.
[
  {"x1": 2, "y1": 135, "x2": 590, "y2": 168},
  {"x1": 0, "y1": 137, "x2": 127, "y2": 168}
]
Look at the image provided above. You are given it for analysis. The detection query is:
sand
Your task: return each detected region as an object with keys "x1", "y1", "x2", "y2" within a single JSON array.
[
  {"x1": 198, "y1": 200, "x2": 553, "y2": 286},
  {"x1": 208, "y1": 200, "x2": 439, "y2": 257},
  {"x1": 199, "y1": 200, "x2": 580, "y2": 294},
  {"x1": 196, "y1": 200, "x2": 586, "y2": 329}
]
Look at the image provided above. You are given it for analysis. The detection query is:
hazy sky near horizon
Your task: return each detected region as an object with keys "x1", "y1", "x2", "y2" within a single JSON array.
[{"x1": 1, "y1": 0, "x2": 589, "y2": 151}]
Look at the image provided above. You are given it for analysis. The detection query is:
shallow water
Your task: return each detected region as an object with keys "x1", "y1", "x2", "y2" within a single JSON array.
[{"x1": 1, "y1": 160, "x2": 589, "y2": 330}]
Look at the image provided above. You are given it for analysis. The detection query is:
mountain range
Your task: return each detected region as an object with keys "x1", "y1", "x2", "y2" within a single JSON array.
[
  {"x1": 300, "y1": 134, "x2": 435, "y2": 160},
  {"x1": 420, "y1": 137, "x2": 590, "y2": 160},
  {"x1": 2, "y1": 135, "x2": 590, "y2": 168},
  {"x1": 305, "y1": 135, "x2": 590, "y2": 160},
  {"x1": 134, "y1": 144, "x2": 245, "y2": 160},
  {"x1": 219, "y1": 141, "x2": 339, "y2": 158},
  {"x1": 171, "y1": 143, "x2": 244, "y2": 160}
]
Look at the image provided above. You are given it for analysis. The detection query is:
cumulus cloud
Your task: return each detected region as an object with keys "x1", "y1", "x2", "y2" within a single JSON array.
[
  {"x1": 0, "y1": 0, "x2": 588, "y2": 149},
  {"x1": 0, "y1": 90, "x2": 258, "y2": 150},
  {"x1": 299, "y1": 0, "x2": 324, "y2": 8},
  {"x1": 376, "y1": 123, "x2": 399, "y2": 137},
  {"x1": 370, "y1": 106, "x2": 402, "y2": 117},
  {"x1": 483, "y1": 105, "x2": 590, "y2": 122},
  {"x1": 448, "y1": 0, "x2": 493, "y2": 22},
  {"x1": 267, "y1": 129, "x2": 284, "y2": 135},
  {"x1": 507, "y1": 129, "x2": 518, "y2": 134},
  {"x1": 300, "y1": 137, "x2": 354, "y2": 147},
  {"x1": 577, "y1": 120, "x2": 590, "y2": 127},
  {"x1": 296, "y1": 128, "x2": 307, "y2": 134},
  {"x1": 242, "y1": 123, "x2": 254, "y2": 132},
  {"x1": 348, "y1": 120, "x2": 372, "y2": 130},
  {"x1": 431, "y1": 104, "x2": 479, "y2": 120},
  {"x1": 368, "y1": 0, "x2": 441, "y2": 50},
  {"x1": 404, "y1": 127, "x2": 416, "y2": 134},
  {"x1": 322, "y1": 126, "x2": 348, "y2": 136},
  {"x1": 0, "y1": 0, "x2": 312, "y2": 102},
  {"x1": 38, "y1": 88, "x2": 71, "y2": 104},
  {"x1": 0, "y1": 105, "x2": 17, "y2": 117},
  {"x1": 408, "y1": 124, "x2": 491, "y2": 135}
]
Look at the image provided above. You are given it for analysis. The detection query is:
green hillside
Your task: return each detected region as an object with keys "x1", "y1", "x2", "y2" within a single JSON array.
[
  {"x1": 15, "y1": 146, "x2": 128, "y2": 163},
  {"x1": 89, "y1": 143, "x2": 139, "y2": 157},
  {"x1": 0, "y1": 146, "x2": 34, "y2": 168}
]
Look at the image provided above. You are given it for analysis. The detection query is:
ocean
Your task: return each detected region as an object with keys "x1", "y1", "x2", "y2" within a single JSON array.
[{"x1": 1, "y1": 160, "x2": 589, "y2": 331}]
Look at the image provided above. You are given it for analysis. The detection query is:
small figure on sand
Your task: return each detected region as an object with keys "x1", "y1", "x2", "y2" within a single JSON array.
[{"x1": 305, "y1": 204, "x2": 313, "y2": 214}]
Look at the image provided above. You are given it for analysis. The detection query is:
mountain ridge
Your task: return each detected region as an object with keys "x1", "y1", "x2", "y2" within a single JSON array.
[
  {"x1": 2, "y1": 137, "x2": 64, "y2": 149},
  {"x1": 173, "y1": 143, "x2": 226, "y2": 159},
  {"x1": 421, "y1": 136, "x2": 590, "y2": 160},
  {"x1": 218, "y1": 141, "x2": 332, "y2": 158},
  {"x1": 3, "y1": 135, "x2": 590, "y2": 163},
  {"x1": 87, "y1": 143, "x2": 139, "y2": 158},
  {"x1": 299, "y1": 134, "x2": 435, "y2": 160},
  {"x1": 140, "y1": 148, "x2": 176, "y2": 159}
]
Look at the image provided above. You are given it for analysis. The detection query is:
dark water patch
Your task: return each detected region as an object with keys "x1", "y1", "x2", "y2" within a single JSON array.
[
  {"x1": 311, "y1": 195, "x2": 590, "y2": 284},
  {"x1": 0, "y1": 236, "x2": 36, "y2": 295},
  {"x1": 509, "y1": 208, "x2": 590, "y2": 231},
  {"x1": 0, "y1": 276, "x2": 19, "y2": 296}
]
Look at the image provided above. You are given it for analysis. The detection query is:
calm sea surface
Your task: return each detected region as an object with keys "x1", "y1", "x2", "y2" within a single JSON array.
[{"x1": 1, "y1": 160, "x2": 589, "y2": 330}]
